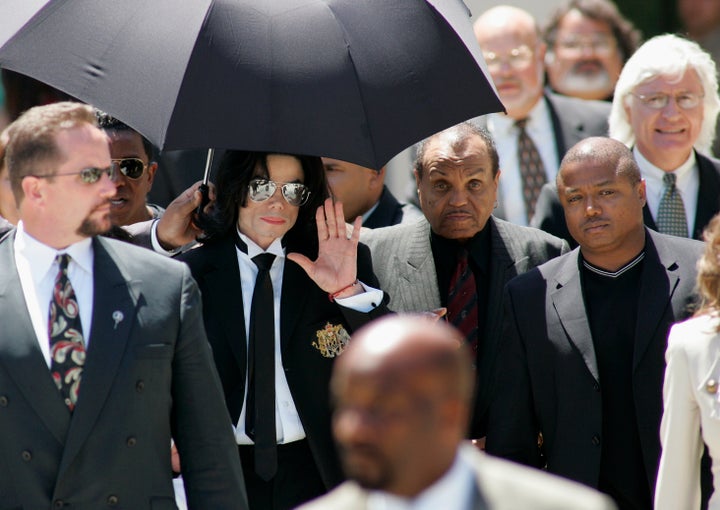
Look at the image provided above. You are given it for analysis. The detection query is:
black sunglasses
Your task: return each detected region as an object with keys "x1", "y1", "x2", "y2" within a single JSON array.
[
  {"x1": 28, "y1": 166, "x2": 115, "y2": 184},
  {"x1": 111, "y1": 158, "x2": 147, "y2": 179}
]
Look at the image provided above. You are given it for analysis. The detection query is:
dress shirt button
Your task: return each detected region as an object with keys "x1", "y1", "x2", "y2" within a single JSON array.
[
  {"x1": 136, "y1": 380, "x2": 145, "y2": 392},
  {"x1": 282, "y1": 401, "x2": 289, "y2": 408},
  {"x1": 0, "y1": 395, "x2": 8, "y2": 406},
  {"x1": 54, "y1": 500, "x2": 64, "y2": 509},
  {"x1": 21, "y1": 450, "x2": 31, "y2": 461},
  {"x1": 593, "y1": 382, "x2": 600, "y2": 392},
  {"x1": 107, "y1": 495, "x2": 119, "y2": 506},
  {"x1": 591, "y1": 435, "x2": 601, "y2": 446},
  {"x1": 126, "y1": 437, "x2": 137, "y2": 447}
]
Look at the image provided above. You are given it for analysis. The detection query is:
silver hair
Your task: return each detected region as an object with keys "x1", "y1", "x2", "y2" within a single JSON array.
[{"x1": 608, "y1": 34, "x2": 720, "y2": 153}]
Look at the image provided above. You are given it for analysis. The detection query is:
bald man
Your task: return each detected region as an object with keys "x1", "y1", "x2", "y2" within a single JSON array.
[
  {"x1": 488, "y1": 138, "x2": 704, "y2": 509},
  {"x1": 299, "y1": 315, "x2": 615, "y2": 510},
  {"x1": 472, "y1": 5, "x2": 610, "y2": 226}
]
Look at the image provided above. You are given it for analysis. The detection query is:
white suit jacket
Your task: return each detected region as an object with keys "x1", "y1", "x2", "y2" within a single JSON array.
[{"x1": 656, "y1": 314, "x2": 720, "y2": 510}]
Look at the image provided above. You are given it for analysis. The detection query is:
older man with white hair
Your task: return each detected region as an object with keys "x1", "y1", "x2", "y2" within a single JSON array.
[{"x1": 533, "y1": 34, "x2": 720, "y2": 244}]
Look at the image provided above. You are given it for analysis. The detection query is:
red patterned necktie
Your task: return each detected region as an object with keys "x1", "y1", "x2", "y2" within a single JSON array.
[
  {"x1": 515, "y1": 118, "x2": 547, "y2": 222},
  {"x1": 447, "y1": 250, "x2": 478, "y2": 355},
  {"x1": 48, "y1": 254, "x2": 86, "y2": 411}
]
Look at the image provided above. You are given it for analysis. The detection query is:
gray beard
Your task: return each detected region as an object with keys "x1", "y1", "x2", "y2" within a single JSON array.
[{"x1": 560, "y1": 68, "x2": 612, "y2": 96}]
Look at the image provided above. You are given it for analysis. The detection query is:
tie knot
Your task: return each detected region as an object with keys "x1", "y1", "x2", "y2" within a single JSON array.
[
  {"x1": 55, "y1": 254, "x2": 70, "y2": 272},
  {"x1": 252, "y1": 253, "x2": 276, "y2": 271},
  {"x1": 663, "y1": 172, "x2": 677, "y2": 187},
  {"x1": 515, "y1": 118, "x2": 529, "y2": 131}
]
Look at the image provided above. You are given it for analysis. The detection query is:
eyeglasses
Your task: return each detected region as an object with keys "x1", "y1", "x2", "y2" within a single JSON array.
[
  {"x1": 483, "y1": 45, "x2": 535, "y2": 71},
  {"x1": 630, "y1": 91, "x2": 704, "y2": 110},
  {"x1": 555, "y1": 34, "x2": 617, "y2": 56},
  {"x1": 28, "y1": 166, "x2": 115, "y2": 184},
  {"x1": 248, "y1": 178, "x2": 310, "y2": 206},
  {"x1": 111, "y1": 158, "x2": 147, "y2": 179}
]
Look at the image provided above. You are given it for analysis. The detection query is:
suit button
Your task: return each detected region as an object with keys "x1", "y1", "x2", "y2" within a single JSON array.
[
  {"x1": 54, "y1": 500, "x2": 64, "y2": 508},
  {"x1": 126, "y1": 437, "x2": 137, "y2": 447},
  {"x1": 593, "y1": 382, "x2": 600, "y2": 392},
  {"x1": 591, "y1": 435, "x2": 601, "y2": 446},
  {"x1": 21, "y1": 450, "x2": 31, "y2": 461},
  {"x1": 136, "y1": 380, "x2": 145, "y2": 392},
  {"x1": 107, "y1": 495, "x2": 119, "y2": 506},
  {"x1": 0, "y1": 395, "x2": 8, "y2": 406}
]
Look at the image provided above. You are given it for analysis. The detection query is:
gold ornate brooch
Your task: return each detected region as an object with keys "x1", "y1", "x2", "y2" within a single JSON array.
[{"x1": 312, "y1": 322, "x2": 350, "y2": 358}]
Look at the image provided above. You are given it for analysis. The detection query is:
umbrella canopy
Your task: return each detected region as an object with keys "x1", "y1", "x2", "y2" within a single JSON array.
[{"x1": 0, "y1": 0, "x2": 503, "y2": 169}]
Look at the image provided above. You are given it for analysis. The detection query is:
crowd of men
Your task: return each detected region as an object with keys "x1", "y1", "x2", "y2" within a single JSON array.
[{"x1": 0, "y1": 0, "x2": 719, "y2": 509}]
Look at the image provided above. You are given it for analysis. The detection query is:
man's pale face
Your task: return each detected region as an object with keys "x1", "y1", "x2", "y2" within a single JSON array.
[
  {"x1": 322, "y1": 157, "x2": 380, "y2": 222},
  {"x1": 45, "y1": 124, "x2": 116, "y2": 244},
  {"x1": 108, "y1": 130, "x2": 156, "y2": 226},
  {"x1": 546, "y1": 11, "x2": 624, "y2": 100},
  {"x1": 416, "y1": 134, "x2": 498, "y2": 242},
  {"x1": 624, "y1": 69, "x2": 705, "y2": 171}
]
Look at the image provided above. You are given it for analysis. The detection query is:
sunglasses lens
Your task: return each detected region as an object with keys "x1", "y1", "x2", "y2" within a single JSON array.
[
  {"x1": 116, "y1": 158, "x2": 145, "y2": 179},
  {"x1": 79, "y1": 167, "x2": 103, "y2": 184},
  {"x1": 248, "y1": 179, "x2": 275, "y2": 202},
  {"x1": 281, "y1": 183, "x2": 310, "y2": 206}
]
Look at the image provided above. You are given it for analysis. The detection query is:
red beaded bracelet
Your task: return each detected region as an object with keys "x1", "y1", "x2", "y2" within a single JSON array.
[{"x1": 328, "y1": 279, "x2": 359, "y2": 302}]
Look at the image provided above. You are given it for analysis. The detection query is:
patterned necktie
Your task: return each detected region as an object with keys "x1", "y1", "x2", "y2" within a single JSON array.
[
  {"x1": 446, "y1": 249, "x2": 478, "y2": 355},
  {"x1": 515, "y1": 118, "x2": 547, "y2": 222},
  {"x1": 656, "y1": 172, "x2": 689, "y2": 237},
  {"x1": 245, "y1": 253, "x2": 277, "y2": 481},
  {"x1": 48, "y1": 254, "x2": 86, "y2": 411}
]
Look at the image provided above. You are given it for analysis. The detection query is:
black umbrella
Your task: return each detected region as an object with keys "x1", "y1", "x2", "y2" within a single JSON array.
[{"x1": 0, "y1": 0, "x2": 503, "y2": 169}]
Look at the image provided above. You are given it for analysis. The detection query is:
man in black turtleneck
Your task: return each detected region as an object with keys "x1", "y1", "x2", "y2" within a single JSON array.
[{"x1": 486, "y1": 137, "x2": 705, "y2": 510}]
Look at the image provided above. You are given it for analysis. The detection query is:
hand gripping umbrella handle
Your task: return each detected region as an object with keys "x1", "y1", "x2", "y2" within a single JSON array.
[{"x1": 195, "y1": 148, "x2": 214, "y2": 218}]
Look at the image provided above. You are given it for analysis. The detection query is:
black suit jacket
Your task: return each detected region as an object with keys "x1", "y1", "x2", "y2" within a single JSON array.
[
  {"x1": 179, "y1": 235, "x2": 388, "y2": 490},
  {"x1": 532, "y1": 151, "x2": 720, "y2": 246},
  {"x1": 0, "y1": 234, "x2": 246, "y2": 509},
  {"x1": 363, "y1": 186, "x2": 422, "y2": 229},
  {"x1": 486, "y1": 229, "x2": 703, "y2": 497}
]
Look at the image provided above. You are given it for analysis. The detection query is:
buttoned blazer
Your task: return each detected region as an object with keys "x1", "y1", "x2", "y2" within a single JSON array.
[
  {"x1": 487, "y1": 229, "x2": 703, "y2": 494},
  {"x1": 296, "y1": 443, "x2": 617, "y2": 510},
  {"x1": 360, "y1": 216, "x2": 568, "y2": 436},
  {"x1": 531, "y1": 151, "x2": 720, "y2": 246},
  {"x1": 0, "y1": 233, "x2": 246, "y2": 510},
  {"x1": 178, "y1": 235, "x2": 388, "y2": 490},
  {"x1": 656, "y1": 315, "x2": 720, "y2": 510}
]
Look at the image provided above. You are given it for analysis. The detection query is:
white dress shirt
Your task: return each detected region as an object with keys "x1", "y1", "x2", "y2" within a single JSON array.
[
  {"x1": 487, "y1": 99, "x2": 559, "y2": 226},
  {"x1": 634, "y1": 148, "x2": 698, "y2": 236},
  {"x1": 367, "y1": 451, "x2": 476, "y2": 510},
  {"x1": 13, "y1": 221, "x2": 94, "y2": 367},
  {"x1": 234, "y1": 231, "x2": 383, "y2": 444}
]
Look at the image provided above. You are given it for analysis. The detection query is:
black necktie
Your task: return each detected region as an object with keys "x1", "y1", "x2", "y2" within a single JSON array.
[
  {"x1": 515, "y1": 118, "x2": 547, "y2": 222},
  {"x1": 48, "y1": 254, "x2": 86, "y2": 412},
  {"x1": 246, "y1": 252, "x2": 277, "y2": 481}
]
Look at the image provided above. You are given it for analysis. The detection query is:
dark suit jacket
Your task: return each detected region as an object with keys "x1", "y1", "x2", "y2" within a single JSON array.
[
  {"x1": 360, "y1": 217, "x2": 569, "y2": 437},
  {"x1": 363, "y1": 186, "x2": 422, "y2": 229},
  {"x1": 487, "y1": 229, "x2": 703, "y2": 496},
  {"x1": 0, "y1": 234, "x2": 246, "y2": 509},
  {"x1": 179, "y1": 235, "x2": 388, "y2": 490},
  {"x1": 532, "y1": 151, "x2": 720, "y2": 246}
]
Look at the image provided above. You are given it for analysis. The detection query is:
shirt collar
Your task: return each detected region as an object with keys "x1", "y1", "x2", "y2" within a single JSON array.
[
  {"x1": 489, "y1": 96, "x2": 548, "y2": 136},
  {"x1": 633, "y1": 146, "x2": 696, "y2": 184},
  {"x1": 15, "y1": 220, "x2": 94, "y2": 280},
  {"x1": 237, "y1": 230, "x2": 285, "y2": 259}
]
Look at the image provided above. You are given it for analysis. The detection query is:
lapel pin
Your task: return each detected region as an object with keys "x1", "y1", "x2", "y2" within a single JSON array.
[
  {"x1": 706, "y1": 379, "x2": 718, "y2": 395},
  {"x1": 112, "y1": 311, "x2": 124, "y2": 330}
]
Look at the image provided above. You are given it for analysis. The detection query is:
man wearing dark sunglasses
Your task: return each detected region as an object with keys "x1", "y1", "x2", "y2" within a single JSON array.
[
  {"x1": 96, "y1": 111, "x2": 164, "y2": 227},
  {"x1": 0, "y1": 101, "x2": 247, "y2": 508}
]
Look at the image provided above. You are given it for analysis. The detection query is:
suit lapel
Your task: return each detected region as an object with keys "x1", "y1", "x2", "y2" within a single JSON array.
[
  {"x1": 633, "y1": 232, "x2": 679, "y2": 371},
  {"x1": 550, "y1": 252, "x2": 600, "y2": 383},
  {"x1": 396, "y1": 220, "x2": 441, "y2": 311},
  {"x1": 0, "y1": 235, "x2": 71, "y2": 445},
  {"x1": 59, "y1": 238, "x2": 139, "y2": 475}
]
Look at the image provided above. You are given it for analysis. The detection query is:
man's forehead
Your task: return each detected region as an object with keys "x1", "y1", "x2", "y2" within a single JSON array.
[{"x1": 423, "y1": 135, "x2": 488, "y2": 163}]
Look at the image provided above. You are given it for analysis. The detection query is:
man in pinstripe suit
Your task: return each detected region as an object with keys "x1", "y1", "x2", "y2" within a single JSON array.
[{"x1": 360, "y1": 122, "x2": 568, "y2": 443}]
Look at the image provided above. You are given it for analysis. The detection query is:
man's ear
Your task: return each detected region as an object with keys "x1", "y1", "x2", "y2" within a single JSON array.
[
  {"x1": 368, "y1": 166, "x2": 385, "y2": 191},
  {"x1": 146, "y1": 162, "x2": 158, "y2": 189},
  {"x1": 21, "y1": 176, "x2": 44, "y2": 204}
]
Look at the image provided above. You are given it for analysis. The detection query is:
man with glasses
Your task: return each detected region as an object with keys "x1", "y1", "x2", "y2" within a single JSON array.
[
  {"x1": 534, "y1": 34, "x2": 720, "y2": 245},
  {"x1": 96, "y1": 111, "x2": 164, "y2": 226},
  {"x1": 472, "y1": 5, "x2": 610, "y2": 227},
  {"x1": 543, "y1": 0, "x2": 641, "y2": 102},
  {"x1": 0, "y1": 101, "x2": 247, "y2": 508}
]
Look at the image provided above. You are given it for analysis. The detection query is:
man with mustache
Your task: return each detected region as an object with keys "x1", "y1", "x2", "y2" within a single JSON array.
[
  {"x1": 360, "y1": 122, "x2": 568, "y2": 446},
  {"x1": 471, "y1": 5, "x2": 610, "y2": 227},
  {"x1": 486, "y1": 137, "x2": 704, "y2": 509},
  {"x1": 543, "y1": 0, "x2": 641, "y2": 102},
  {"x1": 0, "y1": 101, "x2": 247, "y2": 508}
]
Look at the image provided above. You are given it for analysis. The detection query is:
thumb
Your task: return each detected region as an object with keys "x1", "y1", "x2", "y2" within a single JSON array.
[{"x1": 286, "y1": 252, "x2": 313, "y2": 276}]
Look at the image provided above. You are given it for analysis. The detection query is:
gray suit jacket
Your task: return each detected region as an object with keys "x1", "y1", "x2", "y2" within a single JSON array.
[
  {"x1": 360, "y1": 217, "x2": 569, "y2": 436},
  {"x1": 0, "y1": 234, "x2": 246, "y2": 509},
  {"x1": 297, "y1": 443, "x2": 616, "y2": 510}
]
